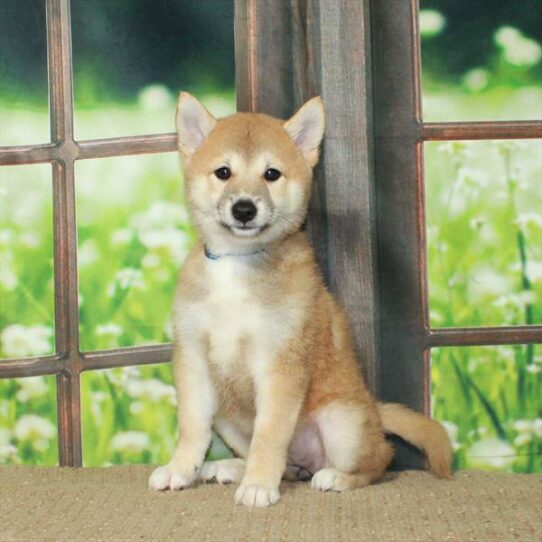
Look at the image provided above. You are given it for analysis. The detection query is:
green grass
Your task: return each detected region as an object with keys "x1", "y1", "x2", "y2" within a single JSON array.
[{"x1": 0, "y1": 85, "x2": 540, "y2": 471}]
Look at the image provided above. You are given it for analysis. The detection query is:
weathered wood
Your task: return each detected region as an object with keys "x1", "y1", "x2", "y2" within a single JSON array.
[
  {"x1": 235, "y1": 0, "x2": 293, "y2": 118},
  {"x1": 293, "y1": 0, "x2": 379, "y2": 392},
  {"x1": 371, "y1": 0, "x2": 426, "y2": 469},
  {"x1": 47, "y1": 0, "x2": 83, "y2": 467}
]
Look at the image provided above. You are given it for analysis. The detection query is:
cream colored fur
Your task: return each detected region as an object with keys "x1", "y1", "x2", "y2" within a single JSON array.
[{"x1": 149, "y1": 93, "x2": 452, "y2": 507}]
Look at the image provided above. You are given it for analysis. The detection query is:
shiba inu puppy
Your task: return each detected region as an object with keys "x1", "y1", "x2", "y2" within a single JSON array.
[{"x1": 149, "y1": 93, "x2": 452, "y2": 507}]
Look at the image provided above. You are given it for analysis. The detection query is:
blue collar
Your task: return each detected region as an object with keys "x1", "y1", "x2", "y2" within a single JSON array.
[{"x1": 204, "y1": 245, "x2": 266, "y2": 260}]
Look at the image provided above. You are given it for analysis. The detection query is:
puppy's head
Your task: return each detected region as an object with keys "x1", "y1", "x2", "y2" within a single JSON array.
[{"x1": 176, "y1": 92, "x2": 325, "y2": 249}]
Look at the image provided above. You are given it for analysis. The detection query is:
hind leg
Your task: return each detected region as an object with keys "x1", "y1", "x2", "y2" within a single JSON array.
[{"x1": 311, "y1": 401, "x2": 393, "y2": 492}]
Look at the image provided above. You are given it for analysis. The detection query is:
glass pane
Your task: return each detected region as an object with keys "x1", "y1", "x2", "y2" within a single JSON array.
[
  {"x1": 81, "y1": 364, "x2": 230, "y2": 466},
  {"x1": 431, "y1": 345, "x2": 541, "y2": 473},
  {"x1": 75, "y1": 153, "x2": 196, "y2": 351},
  {"x1": 425, "y1": 140, "x2": 542, "y2": 328},
  {"x1": 71, "y1": 0, "x2": 235, "y2": 140},
  {"x1": 420, "y1": 1, "x2": 542, "y2": 121},
  {"x1": 0, "y1": 164, "x2": 55, "y2": 358},
  {"x1": 0, "y1": 376, "x2": 58, "y2": 465},
  {"x1": 0, "y1": 0, "x2": 49, "y2": 145}
]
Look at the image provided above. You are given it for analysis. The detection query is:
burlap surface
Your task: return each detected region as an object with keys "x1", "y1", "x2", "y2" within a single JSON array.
[{"x1": 1, "y1": 466, "x2": 540, "y2": 541}]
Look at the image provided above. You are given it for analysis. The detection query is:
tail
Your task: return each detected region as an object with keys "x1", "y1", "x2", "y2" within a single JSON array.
[{"x1": 377, "y1": 402, "x2": 453, "y2": 479}]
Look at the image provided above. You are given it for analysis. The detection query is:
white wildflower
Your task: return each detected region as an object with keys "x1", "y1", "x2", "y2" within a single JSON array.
[
  {"x1": 105, "y1": 367, "x2": 137, "y2": 387},
  {"x1": 469, "y1": 217, "x2": 486, "y2": 230},
  {"x1": 13, "y1": 414, "x2": 55, "y2": 451},
  {"x1": 95, "y1": 323, "x2": 123, "y2": 337},
  {"x1": 515, "y1": 212, "x2": 542, "y2": 230},
  {"x1": 78, "y1": 239, "x2": 99, "y2": 268},
  {"x1": 0, "y1": 400, "x2": 9, "y2": 417},
  {"x1": 92, "y1": 391, "x2": 107, "y2": 403},
  {"x1": 138, "y1": 229, "x2": 191, "y2": 264},
  {"x1": 509, "y1": 261, "x2": 542, "y2": 283},
  {"x1": 457, "y1": 166, "x2": 489, "y2": 189},
  {"x1": 129, "y1": 401, "x2": 144, "y2": 415},
  {"x1": 512, "y1": 419, "x2": 533, "y2": 433},
  {"x1": 0, "y1": 427, "x2": 12, "y2": 446},
  {"x1": 19, "y1": 232, "x2": 39, "y2": 248},
  {"x1": 132, "y1": 202, "x2": 189, "y2": 231},
  {"x1": 107, "y1": 268, "x2": 145, "y2": 297},
  {"x1": 116, "y1": 268, "x2": 145, "y2": 290},
  {"x1": 0, "y1": 440, "x2": 18, "y2": 465},
  {"x1": 493, "y1": 290, "x2": 537, "y2": 312},
  {"x1": 0, "y1": 228, "x2": 13, "y2": 245},
  {"x1": 463, "y1": 68, "x2": 489, "y2": 92},
  {"x1": 1, "y1": 325, "x2": 53, "y2": 358},
  {"x1": 138, "y1": 85, "x2": 173, "y2": 112},
  {"x1": 121, "y1": 366, "x2": 140, "y2": 381},
  {"x1": 15, "y1": 377, "x2": 48, "y2": 403},
  {"x1": 467, "y1": 438, "x2": 515, "y2": 469},
  {"x1": 511, "y1": 418, "x2": 541, "y2": 446},
  {"x1": 141, "y1": 252, "x2": 161, "y2": 269},
  {"x1": 526, "y1": 364, "x2": 541, "y2": 375},
  {"x1": 470, "y1": 267, "x2": 511, "y2": 297},
  {"x1": 89, "y1": 391, "x2": 108, "y2": 422},
  {"x1": 514, "y1": 433, "x2": 532, "y2": 447},
  {"x1": 126, "y1": 378, "x2": 176, "y2": 404},
  {"x1": 110, "y1": 431, "x2": 150, "y2": 453},
  {"x1": 419, "y1": 10, "x2": 446, "y2": 38},
  {"x1": 131, "y1": 202, "x2": 192, "y2": 264},
  {"x1": 495, "y1": 26, "x2": 542, "y2": 67},
  {"x1": 440, "y1": 421, "x2": 461, "y2": 451},
  {"x1": 0, "y1": 251, "x2": 17, "y2": 290},
  {"x1": 111, "y1": 228, "x2": 133, "y2": 246}
]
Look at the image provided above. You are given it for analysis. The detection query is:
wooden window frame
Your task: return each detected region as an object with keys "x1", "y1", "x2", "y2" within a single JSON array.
[{"x1": 1, "y1": 0, "x2": 541, "y2": 468}]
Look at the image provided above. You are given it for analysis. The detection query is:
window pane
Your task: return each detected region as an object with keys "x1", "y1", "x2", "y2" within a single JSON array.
[
  {"x1": 75, "y1": 153, "x2": 195, "y2": 351},
  {"x1": 71, "y1": 0, "x2": 235, "y2": 140},
  {"x1": 0, "y1": 376, "x2": 58, "y2": 465},
  {"x1": 420, "y1": 1, "x2": 542, "y2": 121},
  {"x1": 431, "y1": 345, "x2": 541, "y2": 473},
  {"x1": 1, "y1": 164, "x2": 55, "y2": 358},
  {"x1": 0, "y1": 0, "x2": 49, "y2": 145},
  {"x1": 81, "y1": 364, "x2": 230, "y2": 466},
  {"x1": 425, "y1": 140, "x2": 542, "y2": 328}
]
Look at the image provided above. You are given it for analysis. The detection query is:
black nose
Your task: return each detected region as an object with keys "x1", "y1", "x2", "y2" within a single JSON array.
[{"x1": 231, "y1": 199, "x2": 257, "y2": 224}]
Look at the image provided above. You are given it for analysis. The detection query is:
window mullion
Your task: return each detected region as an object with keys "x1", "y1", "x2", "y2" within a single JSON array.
[{"x1": 46, "y1": 0, "x2": 82, "y2": 467}]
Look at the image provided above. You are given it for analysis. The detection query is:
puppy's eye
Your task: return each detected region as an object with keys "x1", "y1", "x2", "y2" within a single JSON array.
[
  {"x1": 264, "y1": 168, "x2": 281, "y2": 181},
  {"x1": 214, "y1": 167, "x2": 231, "y2": 180}
]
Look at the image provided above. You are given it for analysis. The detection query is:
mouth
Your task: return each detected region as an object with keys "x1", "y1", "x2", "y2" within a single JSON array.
[{"x1": 220, "y1": 222, "x2": 270, "y2": 237}]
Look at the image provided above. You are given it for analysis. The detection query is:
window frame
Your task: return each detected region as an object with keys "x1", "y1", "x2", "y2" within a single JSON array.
[{"x1": 0, "y1": 0, "x2": 541, "y2": 468}]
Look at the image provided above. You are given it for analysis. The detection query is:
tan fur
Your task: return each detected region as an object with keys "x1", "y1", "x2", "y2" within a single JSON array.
[{"x1": 149, "y1": 93, "x2": 452, "y2": 506}]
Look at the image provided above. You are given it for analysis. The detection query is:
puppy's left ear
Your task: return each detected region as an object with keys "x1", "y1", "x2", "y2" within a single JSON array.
[
  {"x1": 283, "y1": 97, "x2": 325, "y2": 167},
  {"x1": 176, "y1": 92, "x2": 217, "y2": 159}
]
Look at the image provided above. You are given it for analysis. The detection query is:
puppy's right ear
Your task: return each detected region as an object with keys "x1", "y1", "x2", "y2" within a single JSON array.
[{"x1": 176, "y1": 92, "x2": 217, "y2": 159}]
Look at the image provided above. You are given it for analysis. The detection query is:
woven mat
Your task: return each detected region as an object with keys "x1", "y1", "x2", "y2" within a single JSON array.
[{"x1": 1, "y1": 466, "x2": 540, "y2": 542}]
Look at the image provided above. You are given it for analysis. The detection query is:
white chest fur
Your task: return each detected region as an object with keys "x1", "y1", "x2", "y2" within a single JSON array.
[{"x1": 176, "y1": 257, "x2": 298, "y2": 375}]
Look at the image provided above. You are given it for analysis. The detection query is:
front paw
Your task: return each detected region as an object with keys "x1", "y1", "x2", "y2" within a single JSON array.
[
  {"x1": 149, "y1": 463, "x2": 198, "y2": 491},
  {"x1": 234, "y1": 483, "x2": 280, "y2": 507}
]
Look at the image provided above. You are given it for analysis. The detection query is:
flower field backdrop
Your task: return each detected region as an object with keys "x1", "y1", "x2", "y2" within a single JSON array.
[{"x1": 1, "y1": 2, "x2": 541, "y2": 471}]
